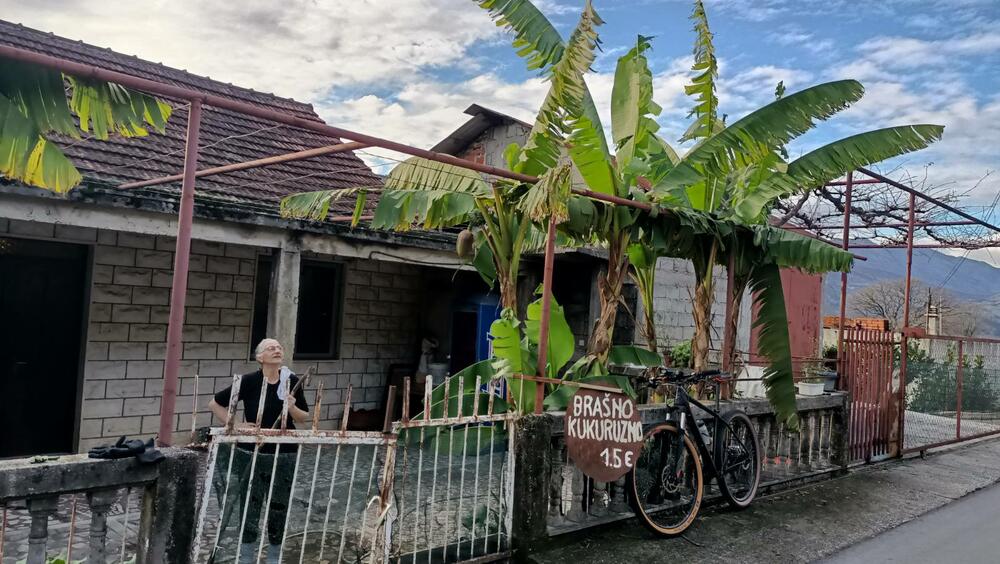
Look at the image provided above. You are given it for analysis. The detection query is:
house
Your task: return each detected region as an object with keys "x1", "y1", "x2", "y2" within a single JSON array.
[
  {"x1": 0, "y1": 25, "x2": 782, "y2": 459},
  {"x1": 0, "y1": 21, "x2": 510, "y2": 457}
]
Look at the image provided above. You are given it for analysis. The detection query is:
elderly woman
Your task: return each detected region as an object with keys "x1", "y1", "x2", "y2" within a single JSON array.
[
  {"x1": 209, "y1": 338, "x2": 309, "y2": 429},
  {"x1": 208, "y1": 338, "x2": 309, "y2": 563}
]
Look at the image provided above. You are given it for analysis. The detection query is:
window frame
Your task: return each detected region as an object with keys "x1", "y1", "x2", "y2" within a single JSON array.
[
  {"x1": 293, "y1": 259, "x2": 345, "y2": 361},
  {"x1": 249, "y1": 253, "x2": 275, "y2": 359}
]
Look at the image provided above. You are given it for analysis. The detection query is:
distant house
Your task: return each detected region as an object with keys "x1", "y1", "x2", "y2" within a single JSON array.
[{"x1": 821, "y1": 315, "x2": 891, "y2": 350}]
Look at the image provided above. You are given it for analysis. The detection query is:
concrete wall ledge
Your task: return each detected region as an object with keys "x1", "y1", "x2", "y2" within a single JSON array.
[{"x1": 0, "y1": 447, "x2": 199, "y2": 564}]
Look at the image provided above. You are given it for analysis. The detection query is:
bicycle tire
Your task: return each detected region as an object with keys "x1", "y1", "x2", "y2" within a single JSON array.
[
  {"x1": 627, "y1": 423, "x2": 704, "y2": 537},
  {"x1": 714, "y1": 410, "x2": 761, "y2": 509}
]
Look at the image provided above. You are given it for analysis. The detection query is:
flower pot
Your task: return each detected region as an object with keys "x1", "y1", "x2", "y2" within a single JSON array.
[
  {"x1": 796, "y1": 382, "x2": 825, "y2": 396},
  {"x1": 817, "y1": 370, "x2": 839, "y2": 392}
]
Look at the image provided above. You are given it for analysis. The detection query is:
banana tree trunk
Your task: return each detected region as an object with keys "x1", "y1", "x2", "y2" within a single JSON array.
[
  {"x1": 691, "y1": 277, "x2": 714, "y2": 372},
  {"x1": 721, "y1": 286, "x2": 743, "y2": 371},
  {"x1": 641, "y1": 308, "x2": 657, "y2": 353},
  {"x1": 631, "y1": 263, "x2": 658, "y2": 354},
  {"x1": 691, "y1": 240, "x2": 719, "y2": 373},
  {"x1": 497, "y1": 269, "x2": 518, "y2": 312},
  {"x1": 588, "y1": 236, "x2": 629, "y2": 362}
]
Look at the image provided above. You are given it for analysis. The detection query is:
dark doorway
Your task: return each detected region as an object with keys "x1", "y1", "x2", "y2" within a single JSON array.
[{"x1": 0, "y1": 237, "x2": 87, "y2": 458}]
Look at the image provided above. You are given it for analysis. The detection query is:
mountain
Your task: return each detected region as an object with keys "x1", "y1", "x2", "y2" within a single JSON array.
[{"x1": 821, "y1": 246, "x2": 1000, "y2": 337}]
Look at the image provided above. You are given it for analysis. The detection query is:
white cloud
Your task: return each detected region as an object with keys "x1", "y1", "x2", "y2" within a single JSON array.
[
  {"x1": 857, "y1": 32, "x2": 1000, "y2": 70},
  {"x1": 5, "y1": 0, "x2": 997, "y2": 214},
  {"x1": 316, "y1": 74, "x2": 550, "y2": 160},
  {"x1": 2, "y1": 0, "x2": 499, "y2": 101},
  {"x1": 817, "y1": 27, "x2": 1000, "y2": 204},
  {"x1": 767, "y1": 27, "x2": 836, "y2": 56},
  {"x1": 316, "y1": 53, "x2": 702, "y2": 162}
]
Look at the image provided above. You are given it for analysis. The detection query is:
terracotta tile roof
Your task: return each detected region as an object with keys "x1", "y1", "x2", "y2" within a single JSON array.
[
  {"x1": 0, "y1": 20, "x2": 380, "y2": 215},
  {"x1": 822, "y1": 316, "x2": 890, "y2": 331}
]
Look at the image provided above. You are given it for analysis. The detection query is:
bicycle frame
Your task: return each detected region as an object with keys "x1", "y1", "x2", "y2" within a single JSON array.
[{"x1": 662, "y1": 382, "x2": 752, "y2": 481}]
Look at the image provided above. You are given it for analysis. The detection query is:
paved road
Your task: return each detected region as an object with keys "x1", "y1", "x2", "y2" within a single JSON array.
[
  {"x1": 823, "y1": 482, "x2": 1000, "y2": 564},
  {"x1": 526, "y1": 437, "x2": 1000, "y2": 564}
]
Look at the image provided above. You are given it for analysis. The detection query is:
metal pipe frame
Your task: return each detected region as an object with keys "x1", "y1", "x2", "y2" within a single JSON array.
[
  {"x1": 897, "y1": 192, "x2": 917, "y2": 455},
  {"x1": 0, "y1": 44, "x2": 537, "y2": 185},
  {"x1": 721, "y1": 252, "x2": 736, "y2": 374},
  {"x1": 535, "y1": 218, "x2": 558, "y2": 413},
  {"x1": 956, "y1": 340, "x2": 964, "y2": 439},
  {"x1": 6, "y1": 39, "x2": 998, "y2": 246},
  {"x1": 847, "y1": 242, "x2": 1000, "y2": 249},
  {"x1": 823, "y1": 178, "x2": 883, "y2": 186},
  {"x1": 157, "y1": 98, "x2": 202, "y2": 446},
  {"x1": 857, "y1": 167, "x2": 1000, "y2": 235},
  {"x1": 11, "y1": 43, "x2": 1000, "y2": 462},
  {"x1": 809, "y1": 220, "x2": 978, "y2": 230},
  {"x1": 836, "y1": 172, "x2": 853, "y2": 386},
  {"x1": 119, "y1": 141, "x2": 371, "y2": 189}
]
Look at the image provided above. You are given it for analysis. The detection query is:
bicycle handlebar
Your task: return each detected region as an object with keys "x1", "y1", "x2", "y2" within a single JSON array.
[{"x1": 647, "y1": 368, "x2": 728, "y2": 386}]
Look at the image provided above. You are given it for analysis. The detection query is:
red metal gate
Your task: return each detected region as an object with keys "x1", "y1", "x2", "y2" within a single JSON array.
[{"x1": 842, "y1": 329, "x2": 899, "y2": 462}]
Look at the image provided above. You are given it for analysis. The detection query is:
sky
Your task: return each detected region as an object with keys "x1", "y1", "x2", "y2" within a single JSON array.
[{"x1": 4, "y1": 0, "x2": 1000, "y2": 259}]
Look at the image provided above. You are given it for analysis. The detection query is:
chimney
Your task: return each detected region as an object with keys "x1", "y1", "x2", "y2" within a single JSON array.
[{"x1": 926, "y1": 290, "x2": 941, "y2": 336}]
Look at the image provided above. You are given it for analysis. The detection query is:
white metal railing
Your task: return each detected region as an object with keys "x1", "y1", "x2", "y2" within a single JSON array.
[{"x1": 191, "y1": 373, "x2": 516, "y2": 563}]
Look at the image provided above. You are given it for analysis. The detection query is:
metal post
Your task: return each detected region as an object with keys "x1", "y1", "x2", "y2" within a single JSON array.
[
  {"x1": 535, "y1": 217, "x2": 558, "y2": 414},
  {"x1": 898, "y1": 192, "x2": 916, "y2": 455},
  {"x1": 837, "y1": 172, "x2": 854, "y2": 386},
  {"x1": 158, "y1": 99, "x2": 202, "y2": 447},
  {"x1": 119, "y1": 141, "x2": 369, "y2": 189},
  {"x1": 956, "y1": 340, "x2": 964, "y2": 439}
]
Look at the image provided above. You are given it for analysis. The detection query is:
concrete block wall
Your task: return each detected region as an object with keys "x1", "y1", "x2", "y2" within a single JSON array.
[
  {"x1": 457, "y1": 122, "x2": 530, "y2": 168},
  {"x1": 289, "y1": 259, "x2": 424, "y2": 427},
  {"x1": 636, "y1": 257, "x2": 727, "y2": 356},
  {"x1": 1, "y1": 218, "x2": 426, "y2": 449},
  {"x1": 80, "y1": 230, "x2": 264, "y2": 450}
]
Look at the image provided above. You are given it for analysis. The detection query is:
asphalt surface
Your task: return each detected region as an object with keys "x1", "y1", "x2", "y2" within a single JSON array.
[
  {"x1": 822, "y1": 481, "x2": 1000, "y2": 563},
  {"x1": 525, "y1": 437, "x2": 1000, "y2": 563}
]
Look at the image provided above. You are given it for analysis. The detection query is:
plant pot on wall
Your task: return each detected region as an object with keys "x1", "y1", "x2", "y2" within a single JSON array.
[
  {"x1": 796, "y1": 381, "x2": 825, "y2": 396},
  {"x1": 817, "y1": 370, "x2": 838, "y2": 392}
]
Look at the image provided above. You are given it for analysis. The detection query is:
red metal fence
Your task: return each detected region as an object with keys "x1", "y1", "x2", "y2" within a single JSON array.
[
  {"x1": 842, "y1": 329, "x2": 899, "y2": 462},
  {"x1": 901, "y1": 335, "x2": 1000, "y2": 453}
]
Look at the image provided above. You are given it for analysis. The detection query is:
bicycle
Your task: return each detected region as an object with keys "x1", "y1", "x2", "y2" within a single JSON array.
[{"x1": 627, "y1": 367, "x2": 761, "y2": 536}]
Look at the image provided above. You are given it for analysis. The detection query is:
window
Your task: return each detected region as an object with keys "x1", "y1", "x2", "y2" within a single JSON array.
[
  {"x1": 294, "y1": 260, "x2": 343, "y2": 359},
  {"x1": 249, "y1": 254, "x2": 274, "y2": 354}
]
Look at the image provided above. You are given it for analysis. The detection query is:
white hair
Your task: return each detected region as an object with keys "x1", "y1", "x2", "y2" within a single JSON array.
[{"x1": 255, "y1": 338, "x2": 281, "y2": 356}]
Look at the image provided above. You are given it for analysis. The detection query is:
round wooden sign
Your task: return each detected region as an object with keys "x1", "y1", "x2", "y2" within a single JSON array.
[{"x1": 564, "y1": 387, "x2": 644, "y2": 482}]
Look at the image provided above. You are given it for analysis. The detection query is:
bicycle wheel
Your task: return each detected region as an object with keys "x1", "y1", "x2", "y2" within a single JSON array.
[
  {"x1": 627, "y1": 423, "x2": 703, "y2": 537},
  {"x1": 714, "y1": 410, "x2": 761, "y2": 509}
]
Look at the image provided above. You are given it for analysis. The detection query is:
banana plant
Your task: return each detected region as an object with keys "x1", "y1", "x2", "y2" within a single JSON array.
[
  {"x1": 0, "y1": 57, "x2": 172, "y2": 193},
  {"x1": 627, "y1": 241, "x2": 663, "y2": 353},
  {"x1": 643, "y1": 1, "x2": 942, "y2": 427},
  {"x1": 281, "y1": 154, "x2": 539, "y2": 311},
  {"x1": 481, "y1": 3, "x2": 677, "y2": 364},
  {"x1": 490, "y1": 0, "x2": 936, "y2": 426}
]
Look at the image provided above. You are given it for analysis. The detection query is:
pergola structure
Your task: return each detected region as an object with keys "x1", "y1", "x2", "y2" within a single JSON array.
[{"x1": 3, "y1": 43, "x2": 999, "y2": 447}]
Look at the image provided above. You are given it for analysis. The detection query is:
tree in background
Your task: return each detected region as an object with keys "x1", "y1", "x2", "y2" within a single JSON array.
[{"x1": 851, "y1": 279, "x2": 981, "y2": 335}]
